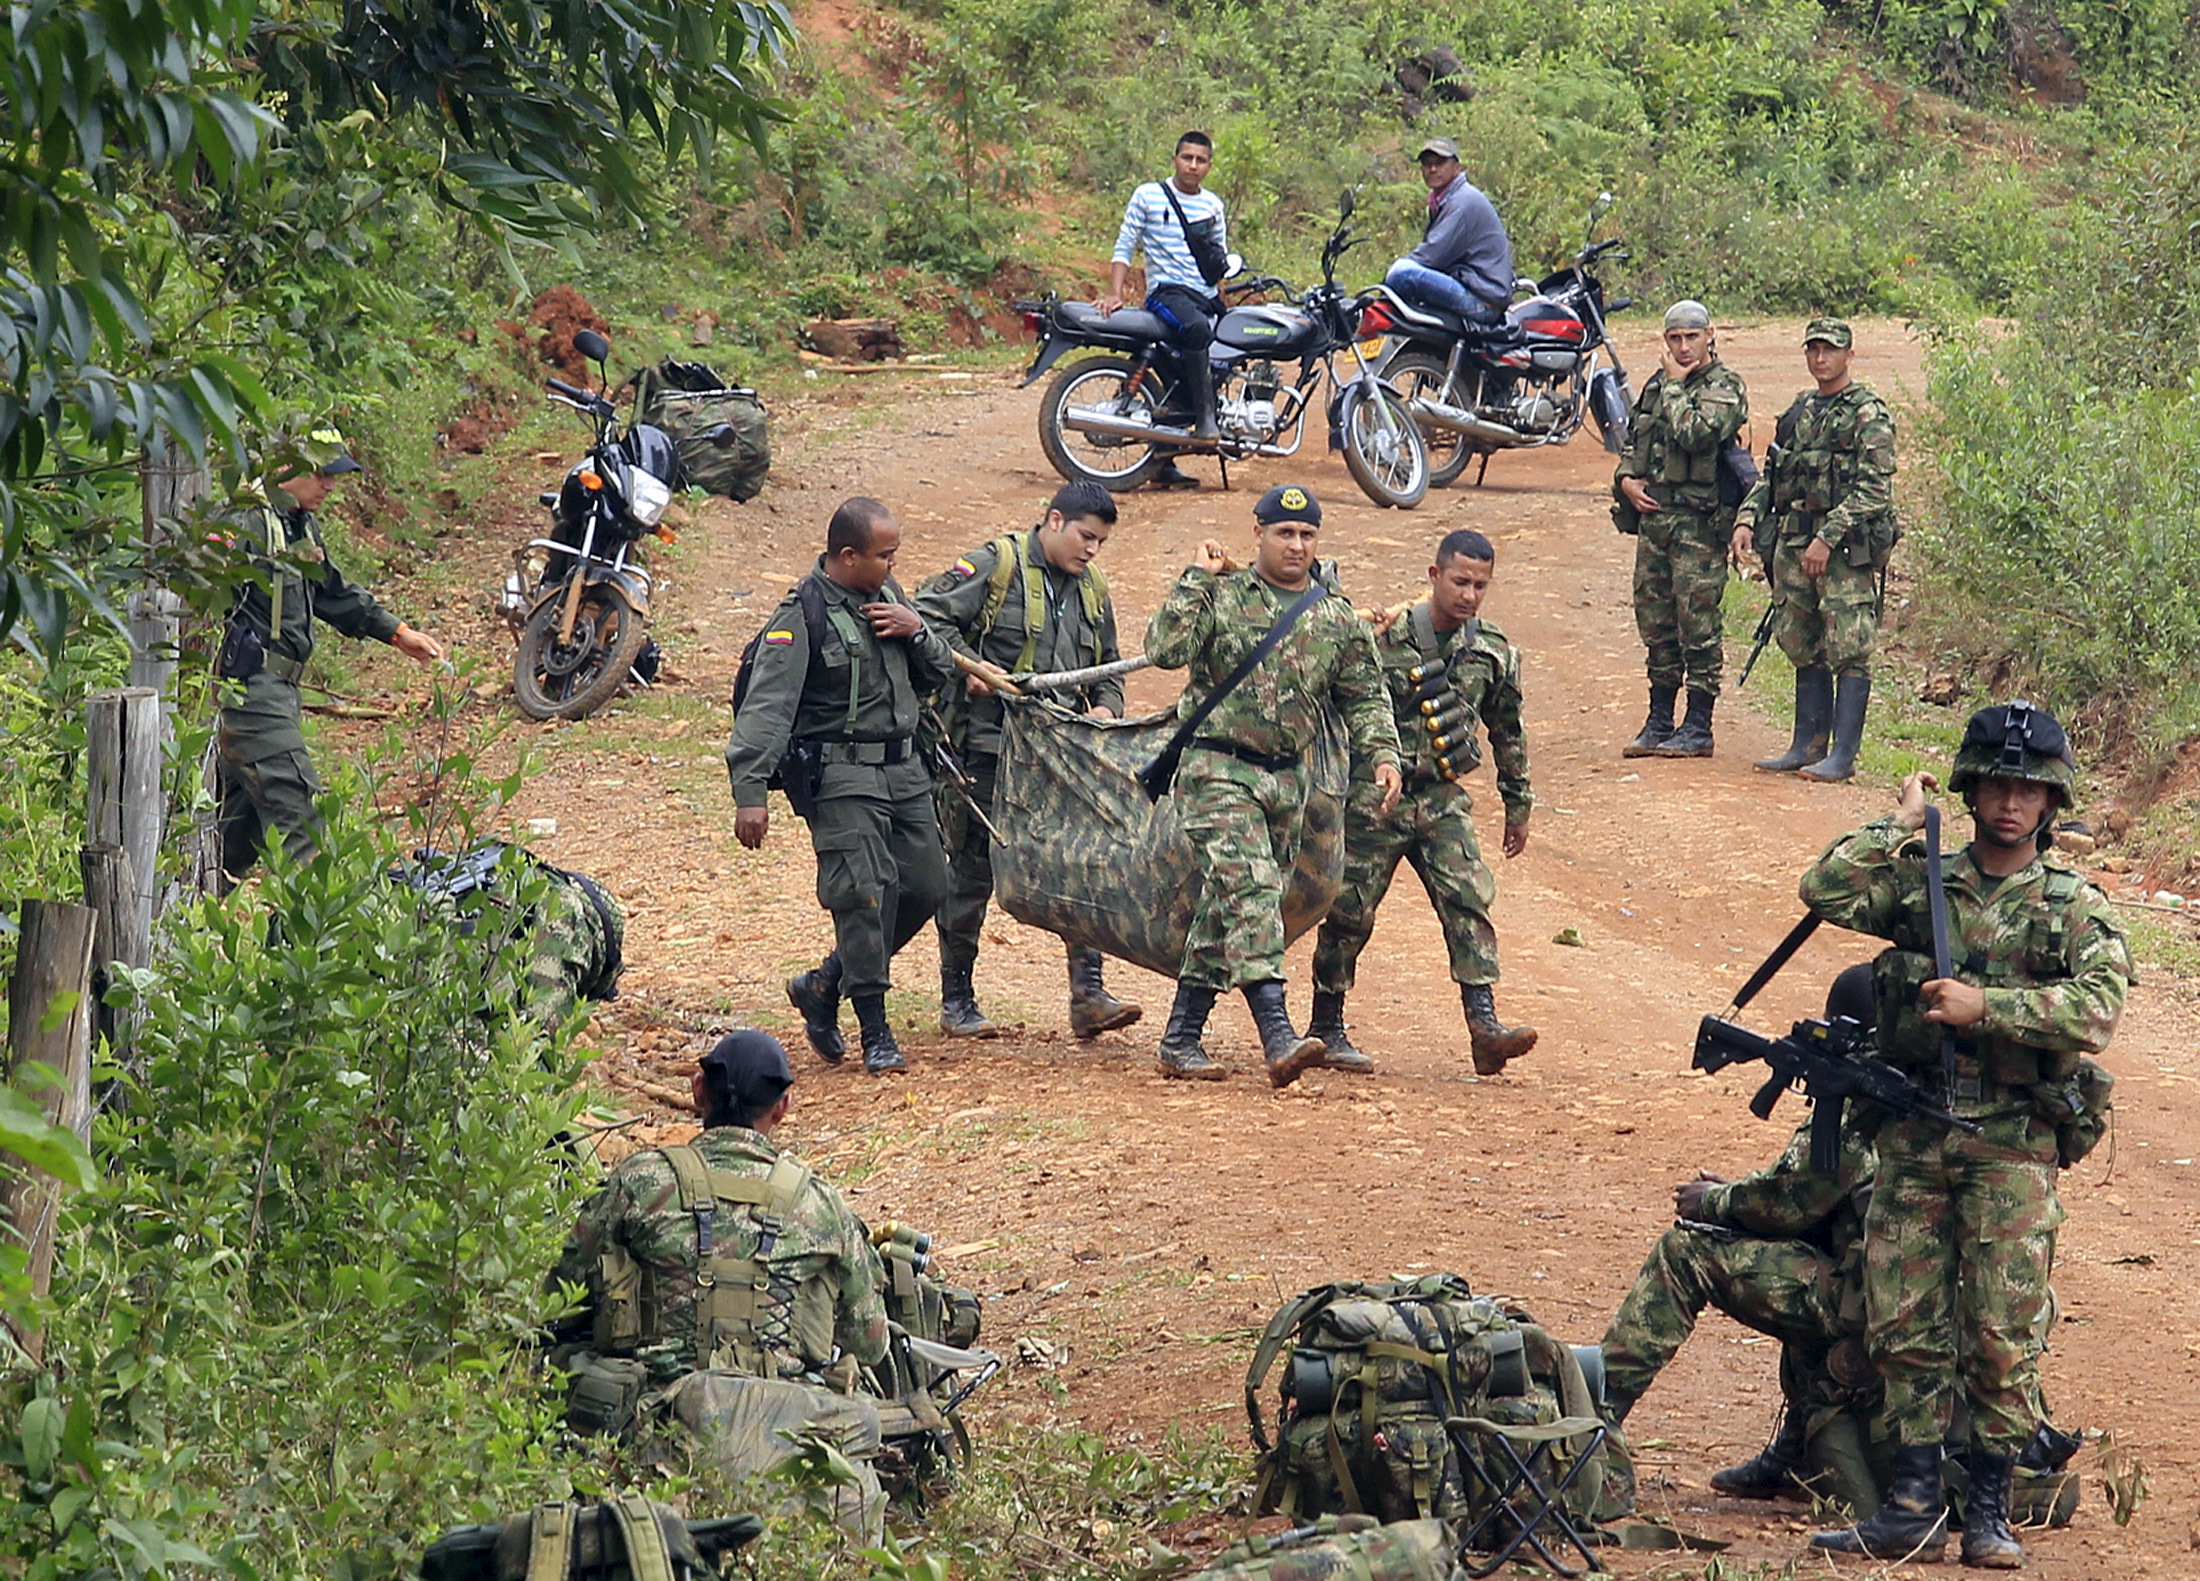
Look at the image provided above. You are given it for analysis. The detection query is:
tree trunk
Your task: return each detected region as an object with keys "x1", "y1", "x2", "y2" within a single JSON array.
[{"x1": 2, "y1": 901, "x2": 97, "y2": 1364}]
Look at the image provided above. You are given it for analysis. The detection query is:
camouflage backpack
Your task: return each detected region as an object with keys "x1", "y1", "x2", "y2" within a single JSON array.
[
  {"x1": 1189, "y1": 1515, "x2": 1465, "y2": 1581},
  {"x1": 419, "y1": 1494, "x2": 758, "y2": 1581},
  {"x1": 633, "y1": 357, "x2": 769, "y2": 502},
  {"x1": 1246, "y1": 1274, "x2": 1607, "y2": 1527}
]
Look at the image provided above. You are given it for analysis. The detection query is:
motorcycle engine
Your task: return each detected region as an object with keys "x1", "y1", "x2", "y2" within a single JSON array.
[
  {"x1": 1220, "y1": 360, "x2": 1282, "y2": 442},
  {"x1": 1509, "y1": 387, "x2": 1560, "y2": 434}
]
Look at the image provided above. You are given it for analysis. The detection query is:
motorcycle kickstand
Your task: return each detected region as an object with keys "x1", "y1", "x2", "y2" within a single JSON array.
[{"x1": 1474, "y1": 450, "x2": 1493, "y2": 486}]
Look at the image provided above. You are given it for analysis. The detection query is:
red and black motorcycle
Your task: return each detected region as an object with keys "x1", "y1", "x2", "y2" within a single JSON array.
[{"x1": 1358, "y1": 194, "x2": 1634, "y2": 486}]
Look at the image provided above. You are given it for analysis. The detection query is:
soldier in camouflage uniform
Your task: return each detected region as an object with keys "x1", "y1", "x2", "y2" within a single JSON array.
[
  {"x1": 1614, "y1": 301, "x2": 1748, "y2": 759},
  {"x1": 1732, "y1": 319, "x2": 1898, "y2": 784},
  {"x1": 1799, "y1": 703, "x2": 2130, "y2": 1568},
  {"x1": 727, "y1": 498, "x2": 956, "y2": 1076},
  {"x1": 1145, "y1": 484, "x2": 1403, "y2": 1086},
  {"x1": 215, "y1": 429, "x2": 444, "y2": 888},
  {"x1": 396, "y1": 840, "x2": 624, "y2": 1028},
  {"x1": 1309, "y1": 529, "x2": 1536, "y2": 1076},
  {"x1": 914, "y1": 481, "x2": 1141, "y2": 1042}
]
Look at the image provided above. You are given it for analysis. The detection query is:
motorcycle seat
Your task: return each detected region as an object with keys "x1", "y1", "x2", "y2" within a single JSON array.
[
  {"x1": 1383, "y1": 293, "x2": 1520, "y2": 345},
  {"x1": 1056, "y1": 301, "x2": 1170, "y2": 340}
]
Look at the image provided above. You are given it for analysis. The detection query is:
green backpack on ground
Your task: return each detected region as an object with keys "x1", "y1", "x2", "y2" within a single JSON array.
[
  {"x1": 418, "y1": 1493, "x2": 759, "y2": 1581},
  {"x1": 1246, "y1": 1274, "x2": 1607, "y2": 1527},
  {"x1": 1189, "y1": 1515, "x2": 1466, "y2": 1581},
  {"x1": 633, "y1": 357, "x2": 769, "y2": 502}
]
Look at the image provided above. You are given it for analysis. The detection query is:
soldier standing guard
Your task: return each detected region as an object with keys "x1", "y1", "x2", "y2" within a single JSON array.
[
  {"x1": 1733, "y1": 318, "x2": 1898, "y2": 783},
  {"x1": 1614, "y1": 300, "x2": 1748, "y2": 759},
  {"x1": 1798, "y1": 704, "x2": 2130, "y2": 1568},
  {"x1": 914, "y1": 481, "x2": 1141, "y2": 1041},
  {"x1": 727, "y1": 498, "x2": 955, "y2": 1077},
  {"x1": 1144, "y1": 484, "x2": 1403, "y2": 1086},
  {"x1": 1309, "y1": 529, "x2": 1536, "y2": 1076}
]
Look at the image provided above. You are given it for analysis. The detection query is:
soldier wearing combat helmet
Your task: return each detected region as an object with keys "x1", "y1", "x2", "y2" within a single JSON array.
[{"x1": 1798, "y1": 702, "x2": 2130, "y2": 1569}]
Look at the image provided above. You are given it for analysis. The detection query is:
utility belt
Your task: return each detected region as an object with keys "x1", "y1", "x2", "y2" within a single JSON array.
[
  {"x1": 216, "y1": 619, "x2": 305, "y2": 686},
  {"x1": 1190, "y1": 737, "x2": 1302, "y2": 773},
  {"x1": 809, "y1": 737, "x2": 913, "y2": 766}
]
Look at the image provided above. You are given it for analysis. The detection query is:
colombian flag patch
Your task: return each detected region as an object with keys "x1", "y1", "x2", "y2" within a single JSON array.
[
  {"x1": 762, "y1": 629, "x2": 795, "y2": 646},
  {"x1": 952, "y1": 557, "x2": 978, "y2": 578}
]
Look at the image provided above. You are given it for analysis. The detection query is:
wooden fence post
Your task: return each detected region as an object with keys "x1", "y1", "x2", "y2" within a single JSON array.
[
  {"x1": 86, "y1": 688, "x2": 163, "y2": 940},
  {"x1": 79, "y1": 841, "x2": 147, "y2": 1059},
  {"x1": 2, "y1": 901, "x2": 97, "y2": 1364}
]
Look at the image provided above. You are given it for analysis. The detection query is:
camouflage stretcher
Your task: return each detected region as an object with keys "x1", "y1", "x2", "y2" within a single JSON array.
[{"x1": 989, "y1": 695, "x2": 1348, "y2": 979}]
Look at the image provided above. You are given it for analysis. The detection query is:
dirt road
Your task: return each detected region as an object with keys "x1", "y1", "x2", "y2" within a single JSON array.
[{"x1": 377, "y1": 320, "x2": 2196, "y2": 1576}]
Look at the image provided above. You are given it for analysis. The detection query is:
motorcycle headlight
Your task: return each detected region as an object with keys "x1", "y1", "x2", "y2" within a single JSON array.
[{"x1": 625, "y1": 468, "x2": 672, "y2": 529}]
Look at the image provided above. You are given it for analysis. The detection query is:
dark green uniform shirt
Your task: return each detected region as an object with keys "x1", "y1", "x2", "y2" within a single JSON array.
[
  {"x1": 912, "y1": 530, "x2": 1123, "y2": 757},
  {"x1": 725, "y1": 562, "x2": 955, "y2": 809},
  {"x1": 229, "y1": 504, "x2": 402, "y2": 670},
  {"x1": 1377, "y1": 602, "x2": 1531, "y2": 823}
]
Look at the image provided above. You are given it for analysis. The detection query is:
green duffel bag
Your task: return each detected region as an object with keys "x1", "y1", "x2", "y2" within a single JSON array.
[
  {"x1": 633, "y1": 358, "x2": 769, "y2": 502},
  {"x1": 1191, "y1": 1515, "x2": 1466, "y2": 1581},
  {"x1": 419, "y1": 1492, "x2": 759, "y2": 1581}
]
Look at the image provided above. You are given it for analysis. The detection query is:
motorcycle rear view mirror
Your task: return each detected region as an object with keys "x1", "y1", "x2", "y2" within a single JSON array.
[
  {"x1": 1338, "y1": 188, "x2": 1356, "y2": 220},
  {"x1": 572, "y1": 328, "x2": 611, "y2": 366},
  {"x1": 1222, "y1": 252, "x2": 1246, "y2": 280}
]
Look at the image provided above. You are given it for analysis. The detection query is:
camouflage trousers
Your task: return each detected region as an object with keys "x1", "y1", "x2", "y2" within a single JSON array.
[
  {"x1": 1312, "y1": 775, "x2": 1498, "y2": 994},
  {"x1": 1864, "y1": 1115, "x2": 2063, "y2": 1454},
  {"x1": 1632, "y1": 505, "x2": 1729, "y2": 695},
  {"x1": 1175, "y1": 747, "x2": 1309, "y2": 991},
  {"x1": 1598, "y1": 1223, "x2": 1847, "y2": 1409},
  {"x1": 934, "y1": 750, "x2": 999, "y2": 973},
  {"x1": 216, "y1": 673, "x2": 324, "y2": 884},
  {"x1": 520, "y1": 879, "x2": 616, "y2": 1028},
  {"x1": 1772, "y1": 534, "x2": 1879, "y2": 676}
]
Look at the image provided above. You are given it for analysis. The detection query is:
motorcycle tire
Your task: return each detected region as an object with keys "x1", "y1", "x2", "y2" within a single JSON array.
[
  {"x1": 1384, "y1": 351, "x2": 1484, "y2": 489},
  {"x1": 513, "y1": 581, "x2": 649, "y2": 722},
  {"x1": 1339, "y1": 382, "x2": 1429, "y2": 510},
  {"x1": 1037, "y1": 355, "x2": 1171, "y2": 493}
]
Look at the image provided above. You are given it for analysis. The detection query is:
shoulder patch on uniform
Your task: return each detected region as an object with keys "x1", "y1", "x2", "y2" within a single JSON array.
[
  {"x1": 952, "y1": 557, "x2": 978, "y2": 578},
  {"x1": 763, "y1": 630, "x2": 795, "y2": 645}
]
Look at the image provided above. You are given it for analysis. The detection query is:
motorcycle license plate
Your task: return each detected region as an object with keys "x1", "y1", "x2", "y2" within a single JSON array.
[{"x1": 1355, "y1": 336, "x2": 1385, "y2": 361}]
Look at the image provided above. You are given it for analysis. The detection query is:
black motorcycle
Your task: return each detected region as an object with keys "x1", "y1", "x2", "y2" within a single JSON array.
[
  {"x1": 506, "y1": 329, "x2": 728, "y2": 721},
  {"x1": 1358, "y1": 193, "x2": 1634, "y2": 487},
  {"x1": 1019, "y1": 190, "x2": 1430, "y2": 509}
]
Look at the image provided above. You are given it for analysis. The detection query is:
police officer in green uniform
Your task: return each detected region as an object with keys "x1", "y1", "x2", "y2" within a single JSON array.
[
  {"x1": 727, "y1": 498, "x2": 956, "y2": 1076},
  {"x1": 215, "y1": 429, "x2": 445, "y2": 890},
  {"x1": 1732, "y1": 318, "x2": 1898, "y2": 783},
  {"x1": 914, "y1": 480, "x2": 1142, "y2": 1041},
  {"x1": 1309, "y1": 529, "x2": 1536, "y2": 1075}
]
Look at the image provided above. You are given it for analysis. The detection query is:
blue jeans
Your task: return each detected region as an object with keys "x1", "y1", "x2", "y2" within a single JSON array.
[{"x1": 1385, "y1": 259, "x2": 1504, "y2": 324}]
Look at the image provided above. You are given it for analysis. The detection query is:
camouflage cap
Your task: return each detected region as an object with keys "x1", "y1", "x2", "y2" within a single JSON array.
[
  {"x1": 1254, "y1": 484, "x2": 1322, "y2": 526},
  {"x1": 1663, "y1": 300, "x2": 1711, "y2": 331},
  {"x1": 1949, "y1": 700, "x2": 2076, "y2": 808},
  {"x1": 1803, "y1": 317, "x2": 1853, "y2": 348}
]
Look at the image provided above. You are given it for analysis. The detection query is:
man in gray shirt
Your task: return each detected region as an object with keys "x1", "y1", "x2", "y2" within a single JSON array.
[{"x1": 1383, "y1": 137, "x2": 1514, "y2": 326}]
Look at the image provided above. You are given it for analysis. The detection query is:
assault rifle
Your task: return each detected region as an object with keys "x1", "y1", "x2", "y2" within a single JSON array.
[
  {"x1": 1693, "y1": 1013, "x2": 1978, "y2": 1174},
  {"x1": 1736, "y1": 600, "x2": 1778, "y2": 690}
]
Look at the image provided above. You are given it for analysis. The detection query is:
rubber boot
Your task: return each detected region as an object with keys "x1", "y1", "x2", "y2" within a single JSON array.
[
  {"x1": 1811, "y1": 1442, "x2": 1948, "y2": 1561},
  {"x1": 1755, "y1": 665, "x2": 1834, "y2": 772},
  {"x1": 1305, "y1": 990, "x2": 1375, "y2": 1073},
  {"x1": 1711, "y1": 1406, "x2": 1811, "y2": 1499},
  {"x1": 1155, "y1": 983, "x2": 1224, "y2": 1080},
  {"x1": 1462, "y1": 983, "x2": 1537, "y2": 1074},
  {"x1": 1151, "y1": 460, "x2": 1200, "y2": 491},
  {"x1": 1622, "y1": 682, "x2": 1679, "y2": 758},
  {"x1": 852, "y1": 992, "x2": 906, "y2": 1077},
  {"x1": 1654, "y1": 687, "x2": 1716, "y2": 758},
  {"x1": 786, "y1": 953, "x2": 845, "y2": 1064},
  {"x1": 938, "y1": 959, "x2": 999, "y2": 1039},
  {"x1": 1068, "y1": 948, "x2": 1141, "y2": 1038},
  {"x1": 1960, "y1": 1449, "x2": 2024, "y2": 1569},
  {"x1": 1245, "y1": 981, "x2": 1325, "y2": 1088},
  {"x1": 1192, "y1": 361, "x2": 1220, "y2": 441},
  {"x1": 1800, "y1": 672, "x2": 1871, "y2": 782}
]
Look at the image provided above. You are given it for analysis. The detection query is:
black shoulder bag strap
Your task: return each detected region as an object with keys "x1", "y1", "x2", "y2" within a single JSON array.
[
  {"x1": 1137, "y1": 583, "x2": 1326, "y2": 802},
  {"x1": 1158, "y1": 180, "x2": 1227, "y2": 287},
  {"x1": 1924, "y1": 806, "x2": 1958, "y2": 1101}
]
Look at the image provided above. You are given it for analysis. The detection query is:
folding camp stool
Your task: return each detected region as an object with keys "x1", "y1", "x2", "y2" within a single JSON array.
[{"x1": 1446, "y1": 1413, "x2": 1609, "y2": 1578}]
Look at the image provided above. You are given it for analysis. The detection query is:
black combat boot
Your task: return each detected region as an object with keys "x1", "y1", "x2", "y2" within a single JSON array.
[
  {"x1": 851, "y1": 992, "x2": 906, "y2": 1076},
  {"x1": 1800, "y1": 673, "x2": 1871, "y2": 783},
  {"x1": 938, "y1": 958, "x2": 999, "y2": 1039},
  {"x1": 1244, "y1": 981, "x2": 1325, "y2": 1088},
  {"x1": 1305, "y1": 990, "x2": 1374, "y2": 1073},
  {"x1": 1811, "y1": 1442, "x2": 1948, "y2": 1561},
  {"x1": 1622, "y1": 682, "x2": 1679, "y2": 758},
  {"x1": 786, "y1": 952, "x2": 845, "y2": 1064},
  {"x1": 1960, "y1": 1448, "x2": 2024, "y2": 1569},
  {"x1": 1462, "y1": 983, "x2": 1537, "y2": 1075},
  {"x1": 1711, "y1": 1406, "x2": 1811, "y2": 1499},
  {"x1": 1191, "y1": 361, "x2": 1220, "y2": 441},
  {"x1": 1655, "y1": 688, "x2": 1716, "y2": 758},
  {"x1": 1068, "y1": 948, "x2": 1141, "y2": 1038},
  {"x1": 1755, "y1": 665, "x2": 1834, "y2": 772},
  {"x1": 1155, "y1": 983, "x2": 1224, "y2": 1080}
]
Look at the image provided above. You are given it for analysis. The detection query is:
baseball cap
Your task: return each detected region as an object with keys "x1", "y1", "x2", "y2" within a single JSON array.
[
  {"x1": 1417, "y1": 137, "x2": 1460, "y2": 162},
  {"x1": 1663, "y1": 300, "x2": 1711, "y2": 331},
  {"x1": 1254, "y1": 484, "x2": 1322, "y2": 526},
  {"x1": 699, "y1": 1029, "x2": 794, "y2": 1115},
  {"x1": 1802, "y1": 318, "x2": 1853, "y2": 349},
  {"x1": 310, "y1": 426, "x2": 362, "y2": 475}
]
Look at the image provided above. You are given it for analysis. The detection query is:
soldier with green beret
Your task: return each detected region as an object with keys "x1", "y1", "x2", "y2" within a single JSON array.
[
  {"x1": 913, "y1": 479, "x2": 1140, "y2": 1042},
  {"x1": 1144, "y1": 484, "x2": 1403, "y2": 1086},
  {"x1": 727, "y1": 498, "x2": 956, "y2": 1077},
  {"x1": 1799, "y1": 702, "x2": 2130, "y2": 1568},
  {"x1": 214, "y1": 428, "x2": 445, "y2": 888},
  {"x1": 1309, "y1": 528, "x2": 1536, "y2": 1076},
  {"x1": 1614, "y1": 300, "x2": 1749, "y2": 758},
  {"x1": 1733, "y1": 318, "x2": 1898, "y2": 783}
]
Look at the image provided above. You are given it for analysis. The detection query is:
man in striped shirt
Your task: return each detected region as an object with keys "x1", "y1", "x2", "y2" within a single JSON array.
[{"x1": 1101, "y1": 131, "x2": 1229, "y2": 482}]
